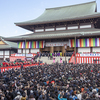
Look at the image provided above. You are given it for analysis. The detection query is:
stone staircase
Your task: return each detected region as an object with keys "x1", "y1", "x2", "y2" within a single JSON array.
[{"x1": 37, "y1": 56, "x2": 71, "y2": 64}]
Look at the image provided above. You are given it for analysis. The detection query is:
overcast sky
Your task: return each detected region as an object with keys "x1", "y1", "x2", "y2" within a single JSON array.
[{"x1": 0, "y1": 0, "x2": 100, "y2": 37}]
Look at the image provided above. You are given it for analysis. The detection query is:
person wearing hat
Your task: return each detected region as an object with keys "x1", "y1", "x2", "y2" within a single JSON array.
[
  {"x1": 76, "y1": 91, "x2": 82, "y2": 100},
  {"x1": 14, "y1": 91, "x2": 22, "y2": 100},
  {"x1": 53, "y1": 57, "x2": 56, "y2": 63},
  {"x1": 21, "y1": 93, "x2": 26, "y2": 100},
  {"x1": 60, "y1": 58, "x2": 62, "y2": 63}
]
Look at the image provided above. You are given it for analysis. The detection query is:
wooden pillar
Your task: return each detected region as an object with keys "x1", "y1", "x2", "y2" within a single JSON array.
[
  {"x1": 74, "y1": 47, "x2": 78, "y2": 53},
  {"x1": 29, "y1": 49, "x2": 31, "y2": 53},
  {"x1": 90, "y1": 47, "x2": 92, "y2": 53},
  {"x1": 40, "y1": 48, "x2": 42, "y2": 53},
  {"x1": 50, "y1": 46, "x2": 54, "y2": 53},
  {"x1": 76, "y1": 47, "x2": 78, "y2": 53},
  {"x1": 62, "y1": 46, "x2": 65, "y2": 56},
  {"x1": 21, "y1": 49, "x2": 23, "y2": 54},
  {"x1": 25, "y1": 39, "x2": 26, "y2": 57}
]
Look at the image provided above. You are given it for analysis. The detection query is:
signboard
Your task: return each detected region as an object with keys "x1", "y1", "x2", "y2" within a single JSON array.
[
  {"x1": 11, "y1": 53, "x2": 36, "y2": 57},
  {"x1": 10, "y1": 53, "x2": 37, "y2": 61},
  {"x1": 80, "y1": 53, "x2": 100, "y2": 57},
  {"x1": 46, "y1": 42, "x2": 68, "y2": 47}
]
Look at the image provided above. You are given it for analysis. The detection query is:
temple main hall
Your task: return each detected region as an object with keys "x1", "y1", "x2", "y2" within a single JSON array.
[{"x1": 1, "y1": 1, "x2": 100, "y2": 62}]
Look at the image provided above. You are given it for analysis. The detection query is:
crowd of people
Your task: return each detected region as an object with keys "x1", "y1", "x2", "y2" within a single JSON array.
[
  {"x1": 0, "y1": 62, "x2": 100, "y2": 100},
  {"x1": 0, "y1": 57, "x2": 40, "y2": 67}
]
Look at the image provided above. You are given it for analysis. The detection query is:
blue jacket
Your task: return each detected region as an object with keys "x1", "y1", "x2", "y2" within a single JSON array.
[
  {"x1": 58, "y1": 94, "x2": 67, "y2": 100},
  {"x1": 69, "y1": 95, "x2": 78, "y2": 100},
  {"x1": 69, "y1": 90, "x2": 73, "y2": 95}
]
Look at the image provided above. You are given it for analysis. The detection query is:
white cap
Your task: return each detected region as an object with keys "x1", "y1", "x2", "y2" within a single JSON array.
[
  {"x1": 17, "y1": 91, "x2": 20, "y2": 95},
  {"x1": 30, "y1": 90, "x2": 33, "y2": 93}
]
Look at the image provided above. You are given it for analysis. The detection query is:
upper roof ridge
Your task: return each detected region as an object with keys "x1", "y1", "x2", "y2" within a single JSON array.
[{"x1": 46, "y1": 1, "x2": 96, "y2": 10}]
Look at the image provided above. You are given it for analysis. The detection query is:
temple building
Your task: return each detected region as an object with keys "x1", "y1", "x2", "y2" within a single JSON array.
[
  {"x1": 0, "y1": 37, "x2": 17, "y2": 61},
  {"x1": 2, "y1": 1, "x2": 100, "y2": 60}
]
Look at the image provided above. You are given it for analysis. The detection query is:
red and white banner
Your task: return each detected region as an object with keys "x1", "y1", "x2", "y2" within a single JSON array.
[
  {"x1": 10, "y1": 53, "x2": 37, "y2": 61},
  {"x1": 0, "y1": 63, "x2": 44, "y2": 73},
  {"x1": 69, "y1": 53, "x2": 100, "y2": 64},
  {"x1": 76, "y1": 57, "x2": 100, "y2": 64},
  {"x1": 10, "y1": 56, "x2": 25, "y2": 62},
  {"x1": 76, "y1": 53, "x2": 100, "y2": 57},
  {"x1": 11, "y1": 53, "x2": 36, "y2": 57}
]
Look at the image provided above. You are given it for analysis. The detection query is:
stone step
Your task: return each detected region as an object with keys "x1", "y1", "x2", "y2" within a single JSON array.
[{"x1": 37, "y1": 56, "x2": 71, "y2": 64}]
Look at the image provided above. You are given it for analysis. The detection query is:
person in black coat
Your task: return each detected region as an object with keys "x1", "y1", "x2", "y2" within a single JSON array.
[{"x1": 21, "y1": 64, "x2": 23, "y2": 71}]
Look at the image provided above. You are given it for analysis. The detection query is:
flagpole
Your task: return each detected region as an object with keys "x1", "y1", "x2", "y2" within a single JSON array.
[{"x1": 75, "y1": 36, "x2": 76, "y2": 64}]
